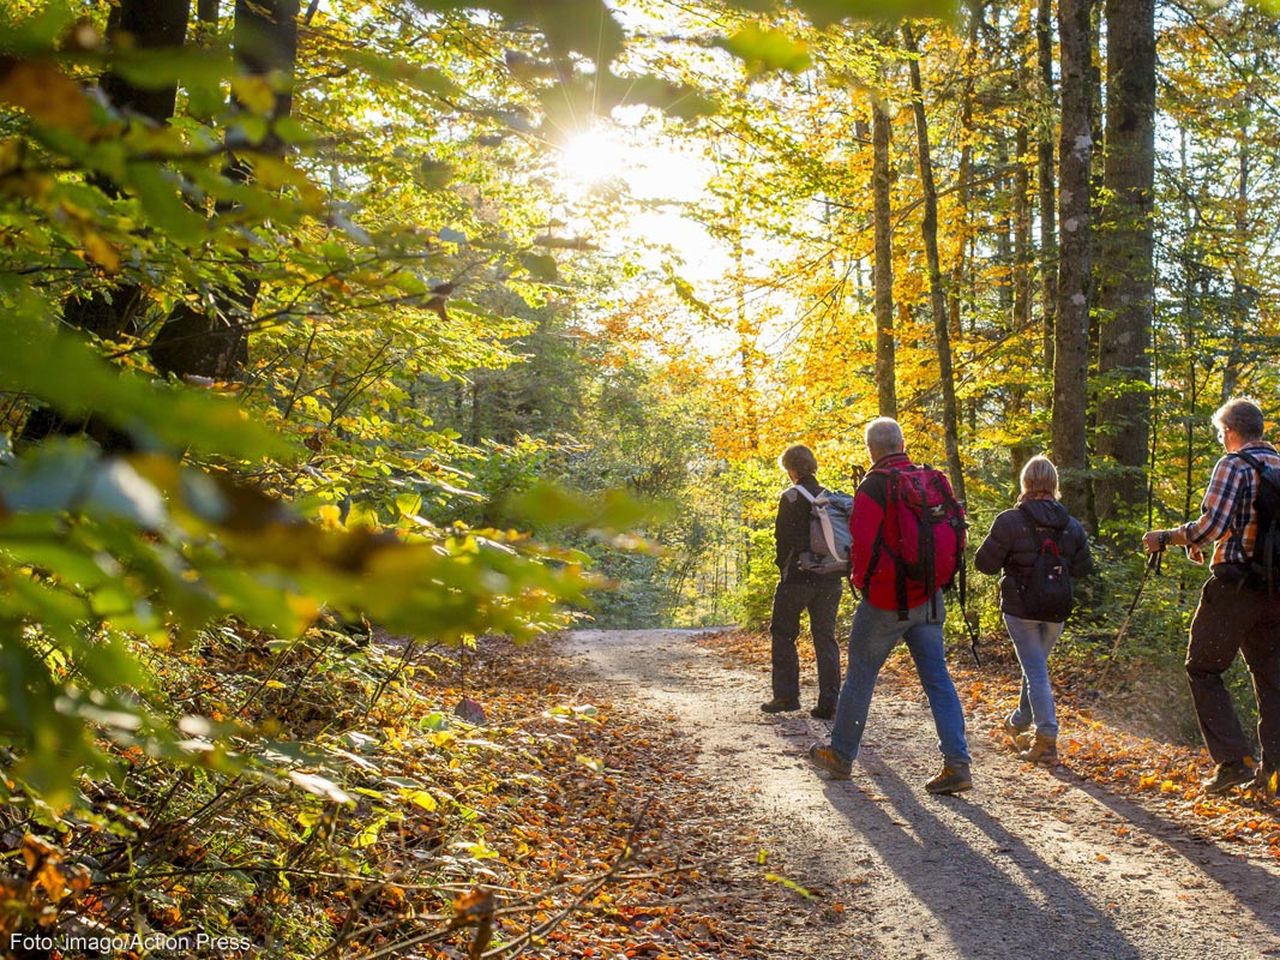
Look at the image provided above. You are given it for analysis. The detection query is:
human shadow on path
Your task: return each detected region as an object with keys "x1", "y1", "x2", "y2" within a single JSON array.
[
  {"x1": 1043, "y1": 765, "x2": 1280, "y2": 941},
  {"x1": 816, "y1": 753, "x2": 1144, "y2": 960}
]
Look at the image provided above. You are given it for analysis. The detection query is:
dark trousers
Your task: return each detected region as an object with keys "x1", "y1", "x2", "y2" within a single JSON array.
[
  {"x1": 770, "y1": 578, "x2": 843, "y2": 709},
  {"x1": 1186, "y1": 577, "x2": 1280, "y2": 772}
]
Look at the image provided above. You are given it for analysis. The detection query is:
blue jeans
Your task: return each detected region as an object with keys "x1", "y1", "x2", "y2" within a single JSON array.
[
  {"x1": 829, "y1": 593, "x2": 970, "y2": 766},
  {"x1": 1004, "y1": 614, "x2": 1064, "y2": 737}
]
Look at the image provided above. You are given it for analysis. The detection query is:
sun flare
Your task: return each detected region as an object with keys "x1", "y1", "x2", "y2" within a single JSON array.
[{"x1": 558, "y1": 129, "x2": 631, "y2": 188}]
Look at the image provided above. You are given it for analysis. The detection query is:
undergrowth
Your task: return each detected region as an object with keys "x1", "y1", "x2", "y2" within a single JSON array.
[{"x1": 0, "y1": 627, "x2": 806, "y2": 958}]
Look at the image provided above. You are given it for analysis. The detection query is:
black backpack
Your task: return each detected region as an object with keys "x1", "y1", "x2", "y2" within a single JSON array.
[
  {"x1": 1016, "y1": 504, "x2": 1073, "y2": 622},
  {"x1": 1230, "y1": 450, "x2": 1280, "y2": 593}
]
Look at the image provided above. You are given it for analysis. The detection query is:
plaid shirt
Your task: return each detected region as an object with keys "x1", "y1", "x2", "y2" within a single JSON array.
[{"x1": 1181, "y1": 442, "x2": 1280, "y2": 567}]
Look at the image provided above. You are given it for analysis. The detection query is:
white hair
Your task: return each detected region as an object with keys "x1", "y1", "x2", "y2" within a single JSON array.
[{"x1": 865, "y1": 417, "x2": 905, "y2": 461}]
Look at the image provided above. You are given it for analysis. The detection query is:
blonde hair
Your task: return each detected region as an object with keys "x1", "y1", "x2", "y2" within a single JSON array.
[{"x1": 1019, "y1": 455, "x2": 1059, "y2": 501}]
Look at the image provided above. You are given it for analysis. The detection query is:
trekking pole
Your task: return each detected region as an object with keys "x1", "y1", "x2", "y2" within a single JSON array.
[
  {"x1": 965, "y1": 610, "x2": 982, "y2": 668},
  {"x1": 956, "y1": 550, "x2": 982, "y2": 668},
  {"x1": 1098, "y1": 548, "x2": 1163, "y2": 687}
]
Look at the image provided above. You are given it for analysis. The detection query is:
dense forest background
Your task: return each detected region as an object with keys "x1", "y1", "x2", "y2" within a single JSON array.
[{"x1": 1, "y1": 0, "x2": 1278, "y2": 951}]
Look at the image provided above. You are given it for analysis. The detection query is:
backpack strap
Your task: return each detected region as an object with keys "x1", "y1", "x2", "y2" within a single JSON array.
[
  {"x1": 856, "y1": 472, "x2": 890, "y2": 594},
  {"x1": 790, "y1": 483, "x2": 817, "y2": 503},
  {"x1": 792, "y1": 484, "x2": 844, "y2": 561},
  {"x1": 1227, "y1": 449, "x2": 1280, "y2": 492},
  {"x1": 1231, "y1": 449, "x2": 1266, "y2": 472},
  {"x1": 1229, "y1": 450, "x2": 1280, "y2": 592},
  {"x1": 887, "y1": 471, "x2": 910, "y2": 620}
]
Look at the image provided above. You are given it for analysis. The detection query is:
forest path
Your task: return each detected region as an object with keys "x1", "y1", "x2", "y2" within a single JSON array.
[{"x1": 562, "y1": 628, "x2": 1280, "y2": 960}]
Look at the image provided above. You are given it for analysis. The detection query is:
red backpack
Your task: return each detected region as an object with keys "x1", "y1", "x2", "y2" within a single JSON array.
[{"x1": 858, "y1": 464, "x2": 967, "y2": 620}]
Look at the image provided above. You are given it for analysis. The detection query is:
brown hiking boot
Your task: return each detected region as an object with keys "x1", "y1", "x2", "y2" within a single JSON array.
[
  {"x1": 807, "y1": 743, "x2": 852, "y2": 780},
  {"x1": 1016, "y1": 733, "x2": 1058, "y2": 766},
  {"x1": 1012, "y1": 731, "x2": 1034, "y2": 752},
  {"x1": 925, "y1": 763, "x2": 972, "y2": 795},
  {"x1": 1203, "y1": 761, "x2": 1255, "y2": 795}
]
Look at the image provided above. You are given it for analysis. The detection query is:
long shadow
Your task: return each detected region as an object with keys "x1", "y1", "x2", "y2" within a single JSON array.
[
  {"x1": 1042, "y1": 766, "x2": 1280, "y2": 940},
  {"x1": 812, "y1": 747, "x2": 1143, "y2": 959}
]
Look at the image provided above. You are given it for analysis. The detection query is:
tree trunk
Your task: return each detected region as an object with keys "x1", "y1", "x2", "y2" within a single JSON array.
[
  {"x1": 1037, "y1": 0, "x2": 1057, "y2": 378},
  {"x1": 732, "y1": 217, "x2": 760, "y2": 454},
  {"x1": 1010, "y1": 113, "x2": 1035, "y2": 494},
  {"x1": 902, "y1": 24, "x2": 965, "y2": 502},
  {"x1": 1052, "y1": 0, "x2": 1093, "y2": 516},
  {"x1": 1014, "y1": 116, "x2": 1033, "y2": 336},
  {"x1": 872, "y1": 98, "x2": 897, "y2": 419},
  {"x1": 1223, "y1": 131, "x2": 1249, "y2": 401},
  {"x1": 64, "y1": 0, "x2": 191, "y2": 340},
  {"x1": 100, "y1": 0, "x2": 192, "y2": 127},
  {"x1": 1094, "y1": 0, "x2": 1155, "y2": 522},
  {"x1": 149, "y1": 0, "x2": 300, "y2": 380}
]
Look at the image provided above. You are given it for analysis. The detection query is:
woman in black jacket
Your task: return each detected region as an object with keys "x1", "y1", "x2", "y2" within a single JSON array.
[{"x1": 974, "y1": 456, "x2": 1092, "y2": 765}]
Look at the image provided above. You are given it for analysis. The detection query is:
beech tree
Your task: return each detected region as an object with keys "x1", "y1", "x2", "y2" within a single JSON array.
[
  {"x1": 1053, "y1": 0, "x2": 1094, "y2": 514},
  {"x1": 1095, "y1": 0, "x2": 1156, "y2": 522}
]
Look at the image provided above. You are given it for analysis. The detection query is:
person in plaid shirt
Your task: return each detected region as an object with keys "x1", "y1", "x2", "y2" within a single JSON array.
[{"x1": 1143, "y1": 398, "x2": 1280, "y2": 795}]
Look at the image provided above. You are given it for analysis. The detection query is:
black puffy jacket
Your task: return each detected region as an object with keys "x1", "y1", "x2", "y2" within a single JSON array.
[{"x1": 973, "y1": 498, "x2": 1092, "y2": 620}]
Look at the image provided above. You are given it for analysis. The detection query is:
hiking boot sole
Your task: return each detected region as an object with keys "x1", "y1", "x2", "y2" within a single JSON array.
[{"x1": 925, "y1": 779, "x2": 973, "y2": 795}]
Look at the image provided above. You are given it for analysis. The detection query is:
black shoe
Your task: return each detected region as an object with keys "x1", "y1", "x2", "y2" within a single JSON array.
[
  {"x1": 760, "y1": 698, "x2": 800, "y2": 714},
  {"x1": 810, "y1": 705, "x2": 835, "y2": 720},
  {"x1": 1203, "y1": 761, "x2": 1255, "y2": 795}
]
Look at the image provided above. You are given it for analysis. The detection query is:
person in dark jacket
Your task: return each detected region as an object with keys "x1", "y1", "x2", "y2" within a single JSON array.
[
  {"x1": 974, "y1": 455, "x2": 1092, "y2": 766},
  {"x1": 763, "y1": 444, "x2": 845, "y2": 719}
]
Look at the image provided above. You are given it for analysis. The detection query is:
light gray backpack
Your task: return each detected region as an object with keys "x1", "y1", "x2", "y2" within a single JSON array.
[{"x1": 790, "y1": 485, "x2": 853, "y2": 575}]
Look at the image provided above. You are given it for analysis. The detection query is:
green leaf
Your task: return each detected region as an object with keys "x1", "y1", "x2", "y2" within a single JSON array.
[
  {"x1": 334, "y1": 47, "x2": 461, "y2": 98},
  {"x1": 518, "y1": 251, "x2": 559, "y2": 282},
  {"x1": 504, "y1": 482, "x2": 665, "y2": 533},
  {"x1": 412, "y1": 0, "x2": 625, "y2": 62},
  {"x1": 128, "y1": 164, "x2": 205, "y2": 247},
  {"x1": 0, "y1": 302, "x2": 294, "y2": 462},
  {"x1": 109, "y1": 46, "x2": 237, "y2": 93},
  {"x1": 394, "y1": 493, "x2": 422, "y2": 517},
  {"x1": 792, "y1": 0, "x2": 957, "y2": 25},
  {"x1": 718, "y1": 25, "x2": 811, "y2": 74}
]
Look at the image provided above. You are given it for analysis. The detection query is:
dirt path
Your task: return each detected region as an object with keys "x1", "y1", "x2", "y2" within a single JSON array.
[{"x1": 563, "y1": 628, "x2": 1280, "y2": 960}]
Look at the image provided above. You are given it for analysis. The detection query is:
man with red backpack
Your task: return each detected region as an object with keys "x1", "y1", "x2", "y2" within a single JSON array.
[{"x1": 807, "y1": 418, "x2": 973, "y2": 794}]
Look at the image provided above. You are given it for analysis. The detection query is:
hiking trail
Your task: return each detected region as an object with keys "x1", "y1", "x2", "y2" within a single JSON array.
[{"x1": 563, "y1": 628, "x2": 1280, "y2": 960}]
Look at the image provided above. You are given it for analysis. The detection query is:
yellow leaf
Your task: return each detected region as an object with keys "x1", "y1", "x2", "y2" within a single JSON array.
[
  {"x1": 0, "y1": 58, "x2": 95, "y2": 135},
  {"x1": 80, "y1": 229, "x2": 120, "y2": 272},
  {"x1": 405, "y1": 789, "x2": 438, "y2": 811},
  {"x1": 231, "y1": 74, "x2": 277, "y2": 115}
]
